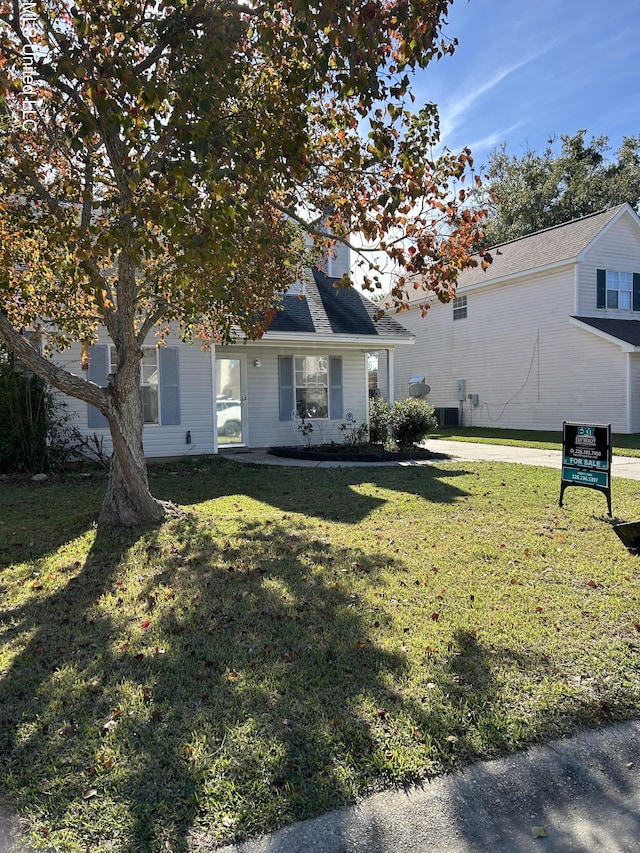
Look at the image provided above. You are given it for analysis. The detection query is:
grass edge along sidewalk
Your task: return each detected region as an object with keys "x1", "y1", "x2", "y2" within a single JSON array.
[
  {"x1": 432, "y1": 426, "x2": 640, "y2": 458},
  {"x1": 1, "y1": 457, "x2": 640, "y2": 851}
]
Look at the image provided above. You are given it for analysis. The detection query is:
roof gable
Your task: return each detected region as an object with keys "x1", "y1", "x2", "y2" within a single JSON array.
[
  {"x1": 457, "y1": 203, "x2": 638, "y2": 289},
  {"x1": 265, "y1": 267, "x2": 413, "y2": 341}
]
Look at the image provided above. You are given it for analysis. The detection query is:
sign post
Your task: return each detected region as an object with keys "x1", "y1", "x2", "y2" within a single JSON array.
[{"x1": 559, "y1": 422, "x2": 611, "y2": 516}]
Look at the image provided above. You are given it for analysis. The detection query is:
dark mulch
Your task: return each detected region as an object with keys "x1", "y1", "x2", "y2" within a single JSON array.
[{"x1": 267, "y1": 445, "x2": 445, "y2": 462}]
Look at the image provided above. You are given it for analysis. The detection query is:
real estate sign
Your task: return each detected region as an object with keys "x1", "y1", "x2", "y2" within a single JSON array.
[{"x1": 559, "y1": 422, "x2": 611, "y2": 515}]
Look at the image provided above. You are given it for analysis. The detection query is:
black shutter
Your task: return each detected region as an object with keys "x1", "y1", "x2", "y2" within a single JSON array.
[
  {"x1": 633, "y1": 273, "x2": 640, "y2": 312},
  {"x1": 596, "y1": 269, "x2": 606, "y2": 309}
]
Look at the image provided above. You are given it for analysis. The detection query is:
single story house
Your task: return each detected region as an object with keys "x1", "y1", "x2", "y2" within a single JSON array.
[
  {"x1": 384, "y1": 202, "x2": 640, "y2": 433},
  {"x1": 55, "y1": 241, "x2": 415, "y2": 458}
]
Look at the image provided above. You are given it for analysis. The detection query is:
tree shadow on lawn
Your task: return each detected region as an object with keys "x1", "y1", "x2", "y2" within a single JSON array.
[
  {"x1": 153, "y1": 458, "x2": 472, "y2": 524},
  {"x1": 0, "y1": 516, "x2": 410, "y2": 850},
  {"x1": 2, "y1": 502, "x2": 607, "y2": 852},
  {"x1": 0, "y1": 474, "x2": 105, "y2": 567},
  {"x1": 11, "y1": 460, "x2": 615, "y2": 850}
]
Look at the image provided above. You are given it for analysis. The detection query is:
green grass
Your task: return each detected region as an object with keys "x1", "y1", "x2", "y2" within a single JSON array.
[
  {"x1": 2, "y1": 457, "x2": 640, "y2": 851},
  {"x1": 432, "y1": 426, "x2": 640, "y2": 457}
]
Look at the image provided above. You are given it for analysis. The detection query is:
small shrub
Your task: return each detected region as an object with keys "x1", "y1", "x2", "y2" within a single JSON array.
[
  {"x1": 338, "y1": 420, "x2": 369, "y2": 448},
  {"x1": 297, "y1": 417, "x2": 314, "y2": 448},
  {"x1": 369, "y1": 397, "x2": 391, "y2": 445},
  {"x1": 389, "y1": 398, "x2": 437, "y2": 449}
]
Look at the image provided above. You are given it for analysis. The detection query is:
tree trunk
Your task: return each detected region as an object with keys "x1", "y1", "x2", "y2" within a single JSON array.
[{"x1": 98, "y1": 368, "x2": 176, "y2": 529}]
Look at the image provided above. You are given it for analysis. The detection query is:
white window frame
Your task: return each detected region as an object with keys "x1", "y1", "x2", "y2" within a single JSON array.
[
  {"x1": 295, "y1": 355, "x2": 329, "y2": 419},
  {"x1": 453, "y1": 295, "x2": 467, "y2": 320},
  {"x1": 606, "y1": 270, "x2": 633, "y2": 310},
  {"x1": 110, "y1": 345, "x2": 160, "y2": 425}
]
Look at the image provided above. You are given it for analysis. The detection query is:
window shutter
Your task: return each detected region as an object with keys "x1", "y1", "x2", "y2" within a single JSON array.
[
  {"x1": 159, "y1": 347, "x2": 180, "y2": 425},
  {"x1": 633, "y1": 273, "x2": 640, "y2": 312},
  {"x1": 329, "y1": 356, "x2": 343, "y2": 419},
  {"x1": 596, "y1": 269, "x2": 606, "y2": 309},
  {"x1": 87, "y1": 344, "x2": 109, "y2": 428},
  {"x1": 279, "y1": 355, "x2": 294, "y2": 420}
]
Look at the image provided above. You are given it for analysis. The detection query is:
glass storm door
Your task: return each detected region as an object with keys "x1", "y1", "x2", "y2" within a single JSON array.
[{"x1": 216, "y1": 357, "x2": 244, "y2": 445}]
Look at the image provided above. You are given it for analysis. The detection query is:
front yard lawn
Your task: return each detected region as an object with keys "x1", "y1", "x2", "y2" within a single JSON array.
[{"x1": 1, "y1": 457, "x2": 640, "y2": 851}]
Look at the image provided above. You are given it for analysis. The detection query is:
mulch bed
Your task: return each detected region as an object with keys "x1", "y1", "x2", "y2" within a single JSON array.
[{"x1": 267, "y1": 445, "x2": 444, "y2": 462}]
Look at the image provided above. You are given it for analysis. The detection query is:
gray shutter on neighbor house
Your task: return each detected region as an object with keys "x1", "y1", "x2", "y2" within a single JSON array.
[
  {"x1": 279, "y1": 355, "x2": 294, "y2": 420},
  {"x1": 329, "y1": 356, "x2": 343, "y2": 419},
  {"x1": 87, "y1": 344, "x2": 109, "y2": 428},
  {"x1": 596, "y1": 269, "x2": 606, "y2": 309},
  {"x1": 159, "y1": 347, "x2": 180, "y2": 425},
  {"x1": 633, "y1": 273, "x2": 640, "y2": 312}
]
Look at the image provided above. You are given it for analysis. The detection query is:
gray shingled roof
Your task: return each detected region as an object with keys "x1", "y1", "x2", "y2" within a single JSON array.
[
  {"x1": 266, "y1": 267, "x2": 413, "y2": 341},
  {"x1": 457, "y1": 204, "x2": 629, "y2": 289},
  {"x1": 573, "y1": 316, "x2": 640, "y2": 347}
]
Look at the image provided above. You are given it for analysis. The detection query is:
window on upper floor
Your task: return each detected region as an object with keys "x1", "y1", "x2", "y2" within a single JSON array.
[
  {"x1": 597, "y1": 269, "x2": 640, "y2": 311},
  {"x1": 606, "y1": 271, "x2": 632, "y2": 310},
  {"x1": 453, "y1": 295, "x2": 467, "y2": 320}
]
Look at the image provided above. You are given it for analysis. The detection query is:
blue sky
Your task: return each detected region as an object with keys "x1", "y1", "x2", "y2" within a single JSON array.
[{"x1": 414, "y1": 0, "x2": 640, "y2": 167}]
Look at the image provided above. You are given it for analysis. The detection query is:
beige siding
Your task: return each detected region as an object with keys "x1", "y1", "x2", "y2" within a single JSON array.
[
  {"x1": 392, "y1": 266, "x2": 632, "y2": 432},
  {"x1": 577, "y1": 211, "x2": 640, "y2": 315},
  {"x1": 222, "y1": 344, "x2": 368, "y2": 448}
]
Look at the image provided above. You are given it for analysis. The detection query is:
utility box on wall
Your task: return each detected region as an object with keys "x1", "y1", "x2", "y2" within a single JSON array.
[{"x1": 456, "y1": 379, "x2": 467, "y2": 401}]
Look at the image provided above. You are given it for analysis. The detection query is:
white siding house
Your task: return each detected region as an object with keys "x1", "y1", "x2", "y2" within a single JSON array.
[
  {"x1": 56, "y1": 241, "x2": 414, "y2": 459},
  {"x1": 387, "y1": 203, "x2": 640, "y2": 434}
]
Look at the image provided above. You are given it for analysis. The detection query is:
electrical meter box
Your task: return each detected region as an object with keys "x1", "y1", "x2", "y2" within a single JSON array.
[{"x1": 456, "y1": 379, "x2": 467, "y2": 401}]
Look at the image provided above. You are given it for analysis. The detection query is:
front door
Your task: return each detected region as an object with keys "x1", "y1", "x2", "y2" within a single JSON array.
[{"x1": 216, "y1": 357, "x2": 245, "y2": 446}]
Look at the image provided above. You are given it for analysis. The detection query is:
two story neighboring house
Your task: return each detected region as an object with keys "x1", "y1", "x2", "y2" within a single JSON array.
[
  {"x1": 387, "y1": 203, "x2": 640, "y2": 434},
  {"x1": 54, "y1": 240, "x2": 415, "y2": 459}
]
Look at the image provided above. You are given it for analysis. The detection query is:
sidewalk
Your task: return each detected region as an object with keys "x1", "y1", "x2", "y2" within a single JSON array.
[
  {"x1": 222, "y1": 440, "x2": 640, "y2": 481},
  {"x1": 217, "y1": 720, "x2": 640, "y2": 853}
]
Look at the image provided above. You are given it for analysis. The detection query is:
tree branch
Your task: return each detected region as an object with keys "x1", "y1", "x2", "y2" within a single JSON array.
[{"x1": 0, "y1": 313, "x2": 109, "y2": 410}]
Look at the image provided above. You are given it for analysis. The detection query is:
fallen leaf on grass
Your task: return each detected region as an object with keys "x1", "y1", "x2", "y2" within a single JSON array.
[{"x1": 83, "y1": 789, "x2": 98, "y2": 800}]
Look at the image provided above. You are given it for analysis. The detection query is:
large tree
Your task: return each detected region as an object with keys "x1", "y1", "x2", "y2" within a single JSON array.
[
  {"x1": 0, "y1": 0, "x2": 488, "y2": 528},
  {"x1": 482, "y1": 130, "x2": 640, "y2": 246}
]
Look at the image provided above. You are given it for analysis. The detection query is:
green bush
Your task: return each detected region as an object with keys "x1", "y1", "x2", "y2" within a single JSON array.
[
  {"x1": 0, "y1": 348, "x2": 79, "y2": 474},
  {"x1": 389, "y1": 397, "x2": 437, "y2": 449},
  {"x1": 369, "y1": 396, "x2": 391, "y2": 445}
]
